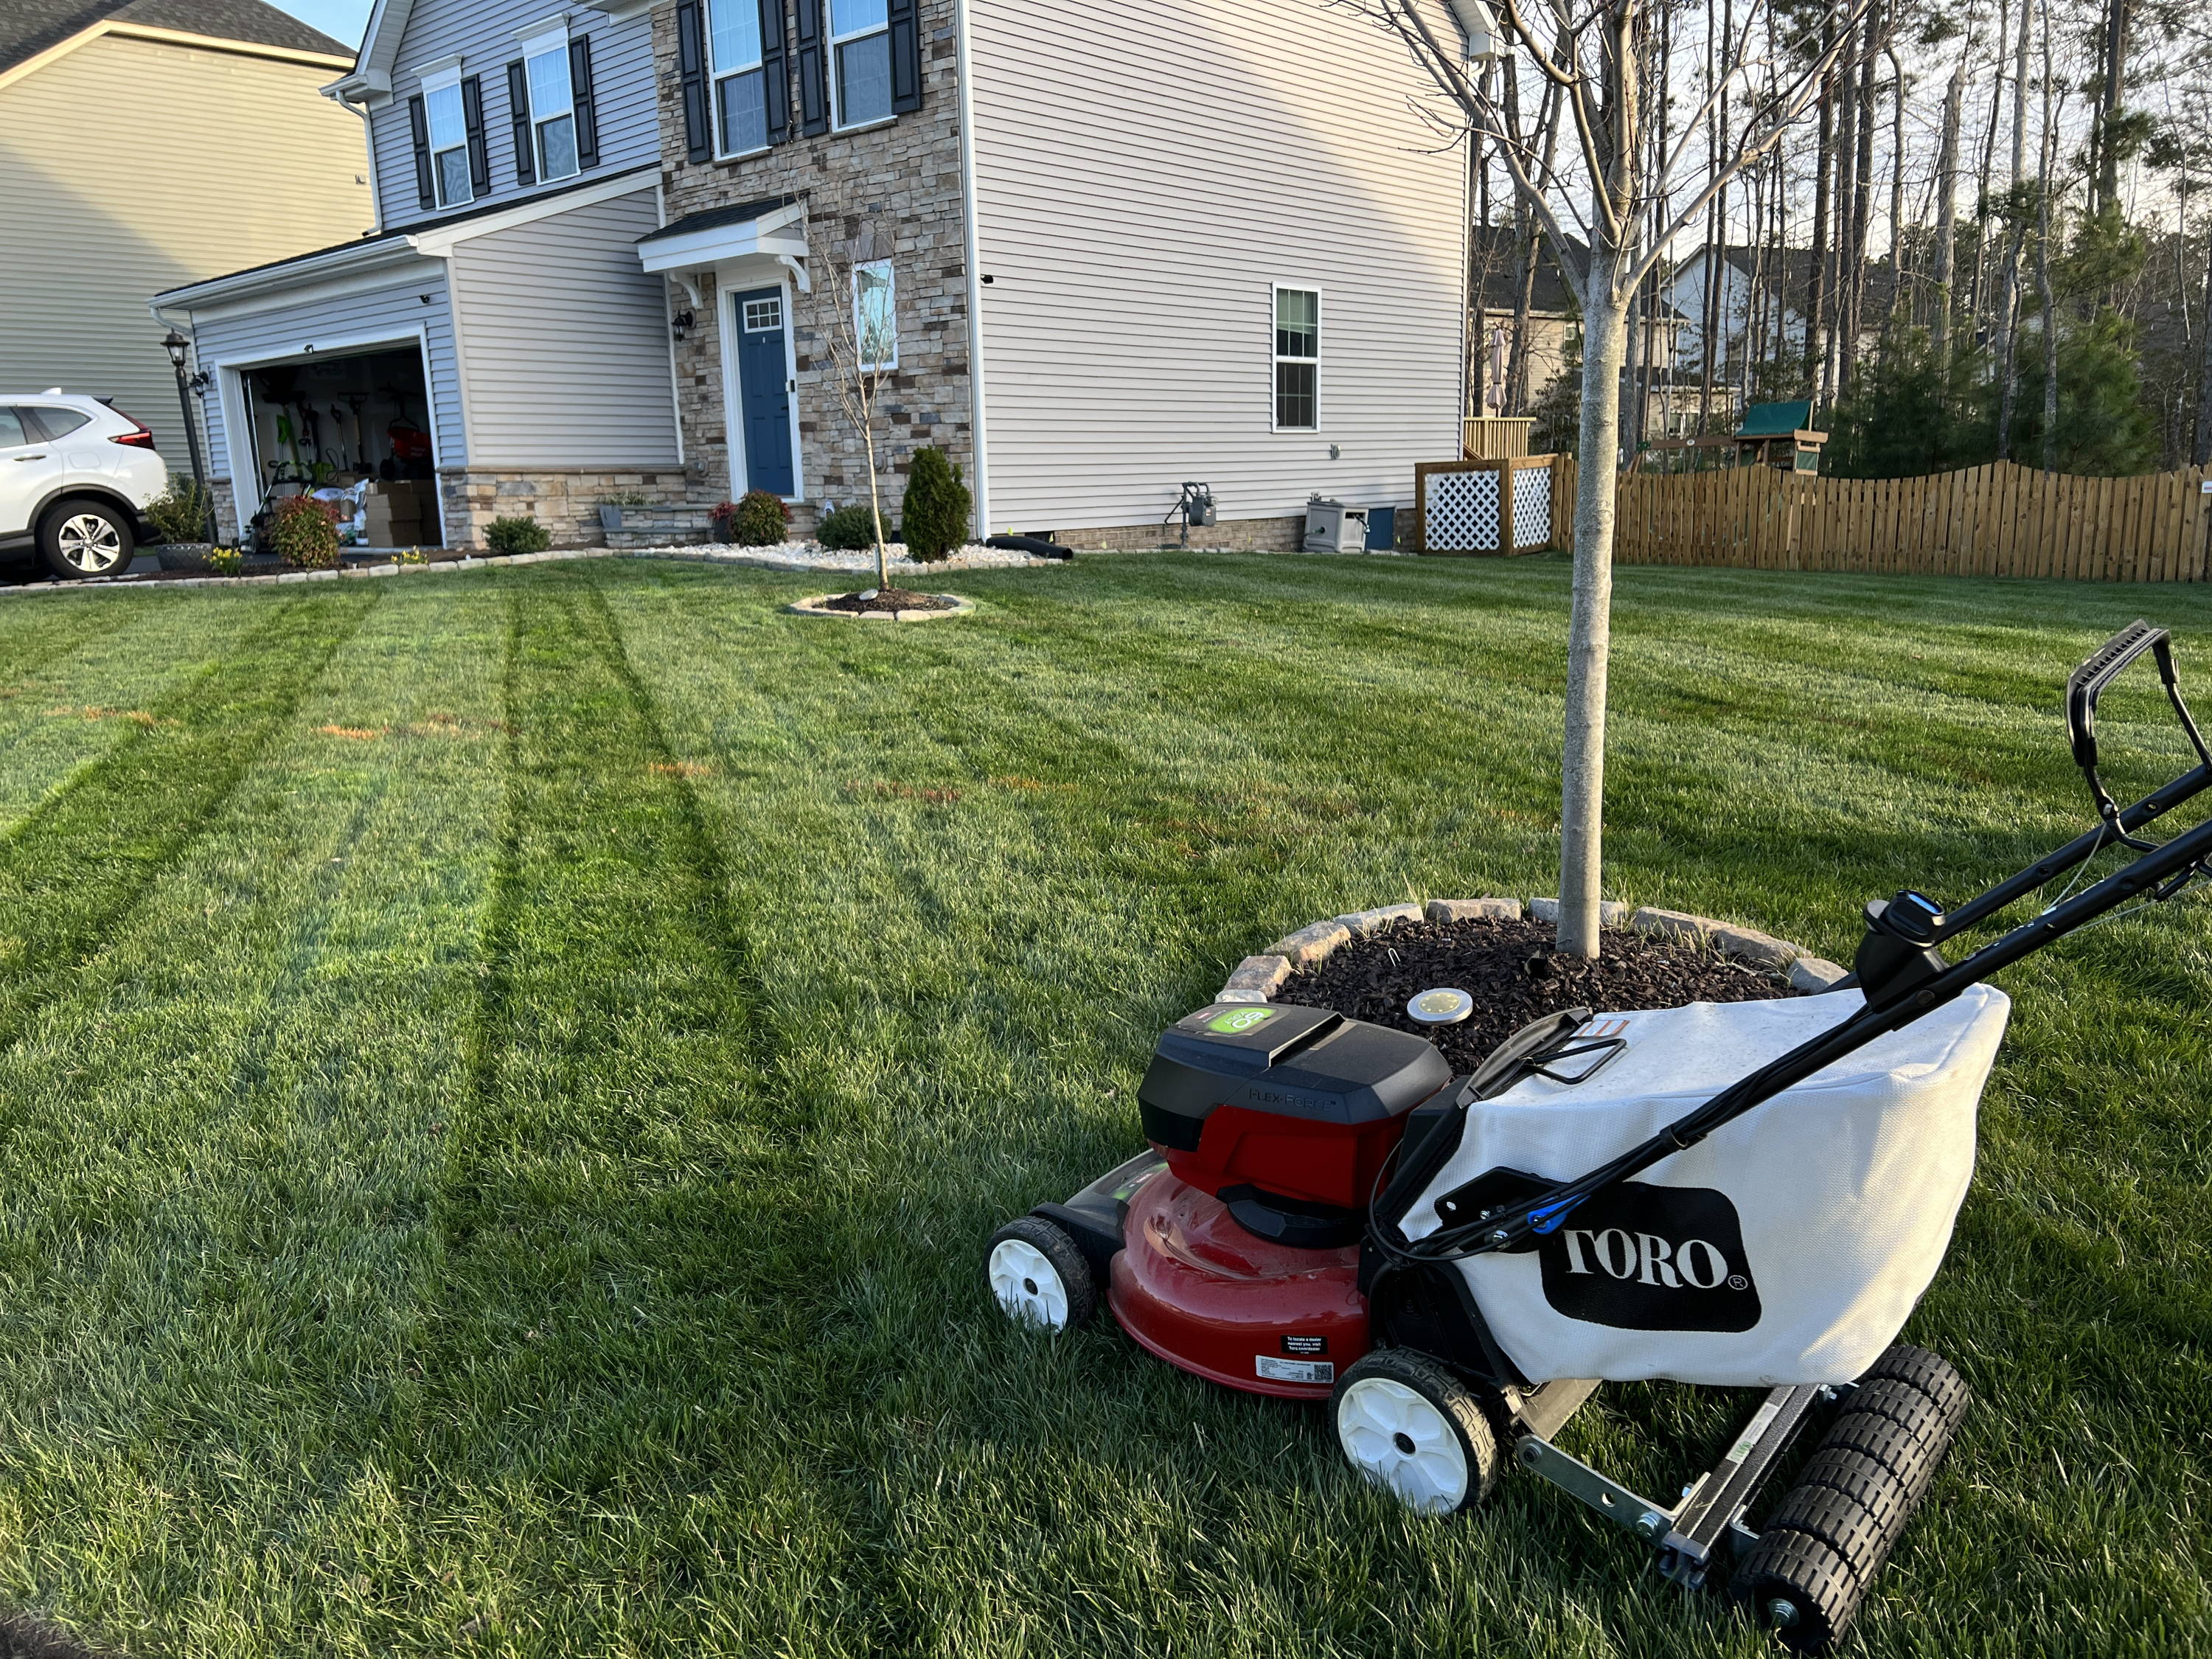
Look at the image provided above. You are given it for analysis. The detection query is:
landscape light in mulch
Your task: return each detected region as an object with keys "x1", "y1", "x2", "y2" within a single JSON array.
[{"x1": 1406, "y1": 986, "x2": 1475, "y2": 1026}]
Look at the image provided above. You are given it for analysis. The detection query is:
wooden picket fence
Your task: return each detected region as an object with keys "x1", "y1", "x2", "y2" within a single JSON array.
[{"x1": 1544, "y1": 458, "x2": 2212, "y2": 582}]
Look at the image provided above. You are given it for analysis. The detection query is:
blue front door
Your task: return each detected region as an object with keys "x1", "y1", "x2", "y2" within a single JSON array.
[{"x1": 732, "y1": 287, "x2": 793, "y2": 496}]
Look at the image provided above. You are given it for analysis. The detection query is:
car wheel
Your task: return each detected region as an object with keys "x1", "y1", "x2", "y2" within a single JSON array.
[{"x1": 40, "y1": 498, "x2": 135, "y2": 579}]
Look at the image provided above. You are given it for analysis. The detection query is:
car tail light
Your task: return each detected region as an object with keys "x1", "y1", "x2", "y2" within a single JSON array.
[{"x1": 109, "y1": 411, "x2": 156, "y2": 448}]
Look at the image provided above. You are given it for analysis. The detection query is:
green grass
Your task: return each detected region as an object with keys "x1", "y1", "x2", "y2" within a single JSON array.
[{"x1": 0, "y1": 552, "x2": 2204, "y2": 1658}]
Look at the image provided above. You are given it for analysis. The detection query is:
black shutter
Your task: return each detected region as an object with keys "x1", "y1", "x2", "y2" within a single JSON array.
[
  {"x1": 461, "y1": 75, "x2": 490, "y2": 193},
  {"x1": 675, "y1": 0, "x2": 711, "y2": 162},
  {"x1": 408, "y1": 94, "x2": 434, "y2": 209},
  {"x1": 887, "y1": 0, "x2": 921, "y2": 114},
  {"x1": 570, "y1": 36, "x2": 599, "y2": 167},
  {"x1": 794, "y1": 0, "x2": 827, "y2": 136},
  {"x1": 760, "y1": 0, "x2": 790, "y2": 145},
  {"x1": 506, "y1": 61, "x2": 535, "y2": 186}
]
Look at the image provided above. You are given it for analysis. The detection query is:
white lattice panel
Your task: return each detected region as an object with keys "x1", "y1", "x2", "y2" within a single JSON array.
[
  {"x1": 1426, "y1": 470, "x2": 1500, "y2": 552},
  {"x1": 1511, "y1": 470, "x2": 1551, "y2": 549}
]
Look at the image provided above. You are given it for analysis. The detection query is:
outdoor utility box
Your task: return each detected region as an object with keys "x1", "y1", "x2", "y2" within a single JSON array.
[{"x1": 1304, "y1": 498, "x2": 1370, "y2": 553}]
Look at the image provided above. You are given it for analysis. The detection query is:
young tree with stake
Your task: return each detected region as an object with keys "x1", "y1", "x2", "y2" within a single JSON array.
[{"x1": 1352, "y1": 0, "x2": 1866, "y2": 956}]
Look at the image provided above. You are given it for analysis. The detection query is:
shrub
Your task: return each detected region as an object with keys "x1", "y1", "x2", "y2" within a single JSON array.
[
  {"x1": 485, "y1": 515, "x2": 552, "y2": 554},
  {"x1": 269, "y1": 494, "x2": 341, "y2": 569},
  {"x1": 206, "y1": 546, "x2": 244, "y2": 577},
  {"x1": 721, "y1": 490, "x2": 790, "y2": 546},
  {"x1": 816, "y1": 503, "x2": 893, "y2": 550},
  {"x1": 899, "y1": 448, "x2": 972, "y2": 563},
  {"x1": 143, "y1": 476, "x2": 214, "y2": 544},
  {"x1": 599, "y1": 490, "x2": 650, "y2": 507}
]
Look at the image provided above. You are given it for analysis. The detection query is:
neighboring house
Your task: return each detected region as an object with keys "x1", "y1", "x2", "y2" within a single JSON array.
[
  {"x1": 1467, "y1": 225, "x2": 1680, "y2": 419},
  {"x1": 158, "y1": 0, "x2": 1468, "y2": 549},
  {"x1": 2, "y1": 0, "x2": 367, "y2": 466}
]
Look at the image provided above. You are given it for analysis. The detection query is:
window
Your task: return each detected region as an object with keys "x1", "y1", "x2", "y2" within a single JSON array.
[
  {"x1": 706, "y1": 0, "x2": 768, "y2": 154},
  {"x1": 0, "y1": 408, "x2": 30, "y2": 449},
  {"x1": 524, "y1": 36, "x2": 578, "y2": 180},
  {"x1": 830, "y1": 0, "x2": 891, "y2": 128},
  {"x1": 425, "y1": 79, "x2": 472, "y2": 206},
  {"x1": 25, "y1": 406, "x2": 88, "y2": 439},
  {"x1": 854, "y1": 260, "x2": 896, "y2": 369},
  {"x1": 1274, "y1": 286, "x2": 1318, "y2": 429},
  {"x1": 742, "y1": 295, "x2": 783, "y2": 332}
]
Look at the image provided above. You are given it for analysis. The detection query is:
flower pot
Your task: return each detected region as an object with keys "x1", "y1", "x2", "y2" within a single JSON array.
[
  {"x1": 156, "y1": 543, "x2": 215, "y2": 572},
  {"x1": 598, "y1": 505, "x2": 627, "y2": 531}
]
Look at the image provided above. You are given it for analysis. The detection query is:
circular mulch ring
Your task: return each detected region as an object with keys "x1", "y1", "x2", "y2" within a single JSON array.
[
  {"x1": 1213, "y1": 898, "x2": 1848, "y2": 1072},
  {"x1": 786, "y1": 588, "x2": 973, "y2": 622}
]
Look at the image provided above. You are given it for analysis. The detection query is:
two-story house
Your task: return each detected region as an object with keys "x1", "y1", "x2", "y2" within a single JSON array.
[{"x1": 156, "y1": 0, "x2": 1469, "y2": 551}]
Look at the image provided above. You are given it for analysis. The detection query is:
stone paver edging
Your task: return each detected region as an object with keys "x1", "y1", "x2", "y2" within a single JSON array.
[
  {"x1": 1214, "y1": 894, "x2": 1848, "y2": 1005},
  {"x1": 785, "y1": 594, "x2": 975, "y2": 622}
]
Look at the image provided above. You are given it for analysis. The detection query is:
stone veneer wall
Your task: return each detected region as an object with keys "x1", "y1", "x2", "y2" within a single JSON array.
[
  {"x1": 1050, "y1": 516, "x2": 1307, "y2": 553},
  {"x1": 209, "y1": 478, "x2": 241, "y2": 543},
  {"x1": 653, "y1": 0, "x2": 974, "y2": 518},
  {"x1": 437, "y1": 467, "x2": 691, "y2": 549}
]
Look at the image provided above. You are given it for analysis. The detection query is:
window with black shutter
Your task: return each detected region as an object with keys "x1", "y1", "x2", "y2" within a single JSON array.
[
  {"x1": 702, "y1": 0, "x2": 789, "y2": 155},
  {"x1": 421, "y1": 74, "x2": 474, "y2": 207},
  {"x1": 507, "y1": 61, "x2": 535, "y2": 186},
  {"x1": 518, "y1": 27, "x2": 582, "y2": 181},
  {"x1": 408, "y1": 94, "x2": 434, "y2": 209},
  {"x1": 793, "y1": 0, "x2": 827, "y2": 135},
  {"x1": 887, "y1": 0, "x2": 920, "y2": 114},
  {"x1": 570, "y1": 37, "x2": 598, "y2": 167},
  {"x1": 461, "y1": 75, "x2": 490, "y2": 194},
  {"x1": 676, "y1": 0, "x2": 712, "y2": 162}
]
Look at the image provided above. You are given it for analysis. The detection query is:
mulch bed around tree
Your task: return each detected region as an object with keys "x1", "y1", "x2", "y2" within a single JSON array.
[
  {"x1": 819, "y1": 586, "x2": 957, "y2": 613},
  {"x1": 1274, "y1": 916, "x2": 1803, "y2": 1072}
]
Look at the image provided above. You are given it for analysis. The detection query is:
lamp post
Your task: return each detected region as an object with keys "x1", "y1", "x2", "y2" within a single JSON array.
[{"x1": 161, "y1": 330, "x2": 218, "y2": 544}]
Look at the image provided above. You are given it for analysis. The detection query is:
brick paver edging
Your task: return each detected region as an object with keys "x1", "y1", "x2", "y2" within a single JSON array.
[{"x1": 1215, "y1": 897, "x2": 1848, "y2": 1004}]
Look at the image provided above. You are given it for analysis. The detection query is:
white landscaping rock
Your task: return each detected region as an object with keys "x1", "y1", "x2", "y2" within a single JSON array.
[
  {"x1": 1267, "y1": 919, "x2": 1352, "y2": 967},
  {"x1": 1531, "y1": 897, "x2": 1632, "y2": 928},
  {"x1": 1425, "y1": 897, "x2": 1521, "y2": 923},
  {"x1": 1335, "y1": 902, "x2": 1423, "y2": 937},
  {"x1": 1220, "y1": 954, "x2": 1292, "y2": 997},
  {"x1": 1790, "y1": 956, "x2": 1851, "y2": 991}
]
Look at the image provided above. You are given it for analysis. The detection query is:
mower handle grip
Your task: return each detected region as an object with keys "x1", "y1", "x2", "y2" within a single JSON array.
[{"x1": 2066, "y1": 619, "x2": 2170, "y2": 773}]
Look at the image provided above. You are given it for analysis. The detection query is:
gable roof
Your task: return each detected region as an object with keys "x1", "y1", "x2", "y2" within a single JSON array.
[{"x1": 1, "y1": 0, "x2": 349, "y2": 76}]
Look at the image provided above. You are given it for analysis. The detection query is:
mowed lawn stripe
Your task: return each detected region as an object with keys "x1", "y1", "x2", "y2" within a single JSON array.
[
  {"x1": 0, "y1": 589, "x2": 380, "y2": 1051},
  {"x1": 0, "y1": 581, "x2": 506, "y2": 1655},
  {"x1": 414, "y1": 571, "x2": 908, "y2": 1654}
]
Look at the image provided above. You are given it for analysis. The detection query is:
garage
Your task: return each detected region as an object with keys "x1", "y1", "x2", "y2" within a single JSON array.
[{"x1": 234, "y1": 341, "x2": 444, "y2": 547}]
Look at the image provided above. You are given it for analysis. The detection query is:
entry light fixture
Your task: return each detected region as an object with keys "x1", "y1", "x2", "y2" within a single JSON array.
[{"x1": 672, "y1": 307, "x2": 695, "y2": 342}]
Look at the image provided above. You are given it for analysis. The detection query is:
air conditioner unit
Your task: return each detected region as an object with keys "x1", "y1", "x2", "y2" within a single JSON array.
[{"x1": 1304, "y1": 497, "x2": 1369, "y2": 553}]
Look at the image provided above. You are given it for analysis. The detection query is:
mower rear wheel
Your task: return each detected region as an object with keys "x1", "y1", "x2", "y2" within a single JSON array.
[
  {"x1": 986, "y1": 1216, "x2": 1096, "y2": 1332},
  {"x1": 1332, "y1": 1349, "x2": 1500, "y2": 1517}
]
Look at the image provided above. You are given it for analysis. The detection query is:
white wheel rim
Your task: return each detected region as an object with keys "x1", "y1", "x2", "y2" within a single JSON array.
[
  {"x1": 988, "y1": 1238, "x2": 1070, "y2": 1331},
  {"x1": 58, "y1": 514, "x2": 123, "y2": 573},
  {"x1": 1337, "y1": 1376, "x2": 1470, "y2": 1515}
]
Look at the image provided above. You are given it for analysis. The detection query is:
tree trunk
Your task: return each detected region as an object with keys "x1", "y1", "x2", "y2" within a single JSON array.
[
  {"x1": 2195, "y1": 229, "x2": 2212, "y2": 466},
  {"x1": 1559, "y1": 278, "x2": 1627, "y2": 959},
  {"x1": 1886, "y1": 46, "x2": 1907, "y2": 334},
  {"x1": 1844, "y1": 1, "x2": 1879, "y2": 386},
  {"x1": 1994, "y1": 0, "x2": 2031, "y2": 458},
  {"x1": 2093, "y1": 0, "x2": 2130, "y2": 218},
  {"x1": 2036, "y1": 0, "x2": 2059, "y2": 472},
  {"x1": 1933, "y1": 63, "x2": 1964, "y2": 364},
  {"x1": 1809, "y1": 58, "x2": 1834, "y2": 400}
]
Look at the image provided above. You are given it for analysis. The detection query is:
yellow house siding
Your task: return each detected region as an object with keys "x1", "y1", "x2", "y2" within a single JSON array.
[{"x1": 0, "y1": 32, "x2": 370, "y2": 462}]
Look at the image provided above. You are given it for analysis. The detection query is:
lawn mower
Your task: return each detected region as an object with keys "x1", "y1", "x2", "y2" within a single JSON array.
[{"x1": 986, "y1": 620, "x2": 2212, "y2": 1651}]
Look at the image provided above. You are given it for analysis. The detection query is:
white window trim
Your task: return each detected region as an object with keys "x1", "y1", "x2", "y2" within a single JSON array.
[
  {"x1": 523, "y1": 34, "x2": 579, "y2": 181},
  {"x1": 704, "y1": 0, "x2": 770, "y2": 161},
  {"x1": 514, "y1": 17, "x2": 568, "y2": 55},
  {"x1": 420, "y1": 60, "x2": 472, "y2": 209},
  {"x1": 853, "y1": 259, "x2": 897, "y2": 372},
  {"x1": 827, "y1": 0, "x2": 891, "y2": 133},
  {"x1": 1271, "y1": 280, "x2": 1321, "y2": 433}
]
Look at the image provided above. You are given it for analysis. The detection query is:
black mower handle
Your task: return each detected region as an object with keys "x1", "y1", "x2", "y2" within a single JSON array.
[{"x1": 2066, "y1": 619, "x2": 2166, "y2": 773}]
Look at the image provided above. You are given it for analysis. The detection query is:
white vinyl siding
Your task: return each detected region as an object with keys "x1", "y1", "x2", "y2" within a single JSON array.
[
  {"x1": 185, "y1": 268, "x2": 466, "y2": 476},
  {"x1": 372, "y1": 0, "x2": 655, "y2": 229},
  {"x1": 445, "y1": 187, "x2": 680, "y2": 466},
  {"x1": 966, "y1": 0, "x2": 1464, "y2": 531}
]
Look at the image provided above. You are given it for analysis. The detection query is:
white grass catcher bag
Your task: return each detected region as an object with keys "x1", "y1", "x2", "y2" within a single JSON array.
[{"x1": 1399, "y1": 986, "x2": 2011, "y2": 1388}]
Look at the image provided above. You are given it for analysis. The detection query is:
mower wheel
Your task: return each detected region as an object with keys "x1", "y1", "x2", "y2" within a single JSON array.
[
  {"x1": 1733, "y1": 1527, "x2": 1863, "y2": 1654},
  {"x1": 1331, "y1": 1349, "x2": 1500, "y2": 1517},
  {"x1": 986, "y1": 1216, "x2": 1096, "y2": 1332},
  {"x1": 1854, "y1": 1344, "x2": 1972, "y2": 1430}
]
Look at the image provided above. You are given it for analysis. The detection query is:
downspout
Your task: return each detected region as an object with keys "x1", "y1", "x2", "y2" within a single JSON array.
[
  {"x1": 952, "y1": 0, "x2": 990, "y2": 540},
  {"x1": 326, "y1": 83, "x2": 383, "y2": 234}
]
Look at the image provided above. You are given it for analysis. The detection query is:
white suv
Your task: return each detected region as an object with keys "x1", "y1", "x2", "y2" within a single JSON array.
[{"x1": 0, "y1": 392, "x2": 172, "y2": 580}]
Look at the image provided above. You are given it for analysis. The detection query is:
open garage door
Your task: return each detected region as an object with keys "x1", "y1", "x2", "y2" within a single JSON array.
[{"x1": 236, "y1": 341, "x2": 443, "y2": 548}]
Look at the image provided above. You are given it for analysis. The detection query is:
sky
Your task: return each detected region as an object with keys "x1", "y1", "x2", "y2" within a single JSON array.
[{"x1": 268, "y1": 0, "x2": 372, "y2": 53}]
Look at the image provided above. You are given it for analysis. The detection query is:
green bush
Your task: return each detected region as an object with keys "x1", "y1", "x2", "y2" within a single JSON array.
[
  {"x1": 815, "y1": 503, "x2": 888, "y2": 551},
  {"x1": 268, "y1": 494, "x2": 341, "y2": 569},
  {"x1": 899, "y1": 448, "x2": 972, "y2": 563},
  {"x1": 723, "y1": 490, "x2": 790, "y2": 546},
  {"x1": 143, "y1": 476, "x2": 214, "y2": 544},
  {"x1": 485, "y1": 515, "x2": 552, "y2": 554}
]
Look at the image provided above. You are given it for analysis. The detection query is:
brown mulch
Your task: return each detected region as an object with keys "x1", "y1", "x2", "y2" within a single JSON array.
[
  {"x1": 1274, "y1": 916, "x2": 1802, "y2": 1072},
  {"x1": 818, "y1": 587, "x2": 956, "y2": 613}
]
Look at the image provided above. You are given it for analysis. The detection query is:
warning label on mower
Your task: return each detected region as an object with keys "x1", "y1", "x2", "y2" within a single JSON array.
[{"x1": 1256, "y1": 1356, "x2": 1335, "y2": 1385}]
